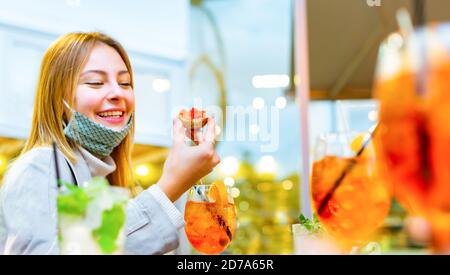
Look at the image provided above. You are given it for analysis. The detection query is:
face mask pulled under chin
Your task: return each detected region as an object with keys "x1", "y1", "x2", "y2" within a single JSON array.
[{"x1": 62, "y1": 100, "x2": 133, "y2": 157}]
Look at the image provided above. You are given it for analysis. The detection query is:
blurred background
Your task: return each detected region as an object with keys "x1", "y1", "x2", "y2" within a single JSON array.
[{"x1": 1, "y1": 0, "x2": 449, "y2": 254}]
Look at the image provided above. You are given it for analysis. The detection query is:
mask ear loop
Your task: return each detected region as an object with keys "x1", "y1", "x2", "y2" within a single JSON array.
[
  {"x1": 126, "y1": 113, "x2": 134, "y2": 127},
  {"x1": 62, "y1": 100, "x2": 72, "y2": 110},
  {"x1": 62, "y1": 100, "x2": 72, "y2": 128},
  {"x1": 62, "y1": 100, "x2": 82, "y2": 142}
]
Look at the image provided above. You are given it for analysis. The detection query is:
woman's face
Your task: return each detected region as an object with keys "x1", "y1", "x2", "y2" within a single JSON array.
[{"x1": 74, "y1": 42, "x2": 134, "y2": 131}]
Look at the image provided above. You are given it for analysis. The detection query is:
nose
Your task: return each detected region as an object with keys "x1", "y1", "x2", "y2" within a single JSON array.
[{"x1": 107, "y1": 82, "x2": 126, "y2": 102}]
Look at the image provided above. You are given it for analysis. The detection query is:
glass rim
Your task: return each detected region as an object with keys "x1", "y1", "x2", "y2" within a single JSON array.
[
  {"x1": 189, "y1": 184, "x2": 232, "y2": 190},
  {"x1": 318, "y1": 130, "x2": 369, "y2": 137},
  {"x1": 317, "y1": 131, "x2": 370, "y2": 143}
]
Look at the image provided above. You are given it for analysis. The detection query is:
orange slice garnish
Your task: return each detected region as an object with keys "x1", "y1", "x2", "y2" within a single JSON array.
[
  {"x1": 207, "y1": 181, "x2": 232, "y2": 240},
  {"x1": 208, "y1": 181, "x2": 228, "y2": 206},
  {"x1": 350, "y1": 133, "x2": 373, "y2": 158},
  {"x1": 350, "y1": 134, "x2": 365, "y2": 153}
]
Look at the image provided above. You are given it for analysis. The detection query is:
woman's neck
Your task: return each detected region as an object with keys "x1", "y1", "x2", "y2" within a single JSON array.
[{"x1": 76, "y1": 145, "x2": 116, "y2": 178}]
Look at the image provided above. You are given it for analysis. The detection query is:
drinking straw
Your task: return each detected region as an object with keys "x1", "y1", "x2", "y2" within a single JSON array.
[
  {"x1": 317, "y1": 9, "x2": 416, "y2": 216},
  {"x1": 52, "y1": 142, "x2": 62, "y2": 189},
  {"x1": 317, "y1": 124, "x2": 379, "y2": 216},
  {"x1": 396, "y1": 8, "x2": 414, "y2": 37},
  {"x1": 336, "y1": 101, "x2": 353, "y2": 152},
  {"x1": 397, "y1": 8, "x2": 427, "y2": 96},
  {"x1": 336, "y1": 101, "x2": 351, "y2": 133}
]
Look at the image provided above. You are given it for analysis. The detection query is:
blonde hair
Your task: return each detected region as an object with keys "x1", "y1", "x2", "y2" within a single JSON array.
[{"x1": 22, "y1": 32, "x2": 136, "y2": 193}]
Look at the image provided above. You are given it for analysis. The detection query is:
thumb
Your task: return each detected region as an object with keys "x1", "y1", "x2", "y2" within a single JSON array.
[{"x1": 172, "y1": 118, "x2": 186, "y2": 145}]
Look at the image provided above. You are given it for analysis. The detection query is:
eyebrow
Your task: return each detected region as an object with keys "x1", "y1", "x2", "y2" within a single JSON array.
[{"x1": 80, "y1": 70, "x2": 130, "y2": 77}]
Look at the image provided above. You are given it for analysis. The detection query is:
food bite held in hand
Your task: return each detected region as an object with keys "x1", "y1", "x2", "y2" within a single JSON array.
[{"x1": 178, "y1": 107, "x2": 209, "y2": 144}]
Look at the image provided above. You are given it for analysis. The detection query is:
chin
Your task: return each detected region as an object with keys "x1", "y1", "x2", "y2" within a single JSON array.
[{"x1": 111, "y1": 125, "x2": 127, "y2": 131}]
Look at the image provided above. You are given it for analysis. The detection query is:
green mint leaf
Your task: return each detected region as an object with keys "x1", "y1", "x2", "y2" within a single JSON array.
[
  {"x1": 298, "y1": 213, "x2": 323, "y2": 234},
  {"x1": 299, "y1": 214, "x2": 312, "y2": 231},
  {"x1": 57, "y1": 183, "x2": 91, "y2": 216},
  {"x1": 92, "y1": 204, "x2": 126, "y2": 254},
  {"x1": 313, "y1": 214, "x2": 320, "y2": 224},
  {"x1": 299, "y1": 214, "x2": 308, "y2": 224}
]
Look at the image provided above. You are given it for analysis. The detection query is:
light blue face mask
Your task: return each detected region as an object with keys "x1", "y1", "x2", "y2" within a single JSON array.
[{"x1": 63, "y1": 101, "x2": 133, "y2": 157}]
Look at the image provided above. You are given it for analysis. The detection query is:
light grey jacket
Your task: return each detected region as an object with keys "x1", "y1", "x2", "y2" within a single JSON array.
[{"x1": 0, "y1": 146, "x2": 183, "y2": 255}]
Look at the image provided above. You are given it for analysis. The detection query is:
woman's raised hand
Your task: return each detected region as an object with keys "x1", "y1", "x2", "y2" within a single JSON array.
[{"x1": 157, "y1": 118, "x2": 220, "y2": 202}]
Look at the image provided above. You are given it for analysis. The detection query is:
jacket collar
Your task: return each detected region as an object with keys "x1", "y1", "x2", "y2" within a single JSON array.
[
  {"x1": 61, "y1": 146, "x2": 116, "y2": 188},
  {"x1": 77, "y1": 146, "x2": 116, "y2": 178}
]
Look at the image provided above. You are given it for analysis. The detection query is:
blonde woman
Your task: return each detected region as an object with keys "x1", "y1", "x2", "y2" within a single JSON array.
[{"x1": 0, "y1": 32, "x2": 220, "y2": 255}]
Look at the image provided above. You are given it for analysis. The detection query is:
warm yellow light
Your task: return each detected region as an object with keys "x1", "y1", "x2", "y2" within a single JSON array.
[
  {"x1": 294, "y1": 75, "x2": 301, "y2": 86},
  {"x1": 239, "y1": 201, "x2": 249, "y2": 211},
  {"x1": 257, "y1": 182, "x2": 272, "y2": 193},
  {"x1": 224, "y1": 177, "x2": 235, "y2": 187},
  {"x1": 220, "y1": 156, "x2": 240, "y2": 176},
  {"x1": 133, "y1": 163, "x2": 162, "y2": 188},
  {"x1": 135, "y1": 165, "x2": 149, "y2": 177},
  {"x1": 0, "y1": 155, "x2": 7, "y2": 174},
  {"x1": 282, "y1": 180, "x2": 293, "y2": 190},
  {"x1": 275, "y1": 211, "x2": 288, "y2": 224},
  {"x1": 231, "y1": 187, "x2": 240, "y2": 198},
  {"x1": 256, "y1": 155, "x2": 277, "y2": 175}
]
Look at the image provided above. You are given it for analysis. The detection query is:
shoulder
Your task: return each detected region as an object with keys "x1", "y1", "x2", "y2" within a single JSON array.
[
  {"x1": 9, "y1": 147, "x2": 52, "y2": 170},
  {"x1": 0, "y1": 147, "x2": 61, "y2": 254},
  {"x1": 8, "y1": 146, "x2": 53, "y2": 170},
  {"x1": 5, "y1": 147, "x2": 54, "y2": 177},
  {"x1": 1, "y1": 147, "x2": 55, "y2": 198}
]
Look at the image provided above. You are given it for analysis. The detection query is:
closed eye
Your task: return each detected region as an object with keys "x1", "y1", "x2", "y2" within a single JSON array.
[{"x1": 85, "y1": 82, "x2": 103, "y2": 86}]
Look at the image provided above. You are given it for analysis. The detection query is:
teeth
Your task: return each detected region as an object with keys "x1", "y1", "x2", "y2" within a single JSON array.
[{"x1": 98, "y1": 111, "x2": 124, "y2": 117}]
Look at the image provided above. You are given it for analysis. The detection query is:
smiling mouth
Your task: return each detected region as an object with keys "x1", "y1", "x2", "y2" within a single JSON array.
[{"x1": 97, "y1": 111, "x2": 125, "y2": 119}]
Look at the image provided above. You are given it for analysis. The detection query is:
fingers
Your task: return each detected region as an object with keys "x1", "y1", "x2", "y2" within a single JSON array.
[
  {"x1": 185, "y1": 128, "x2": 205, "y2": 144},
  {"x1": 202, "y1": 117, "x2": 217, "y2": 144},
  {"x1": 212, "y1": 153, "x2": 221, "y2": 166},
  {"x1": 172, "y1": 118, "x2": 186, "y2": 145}
]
